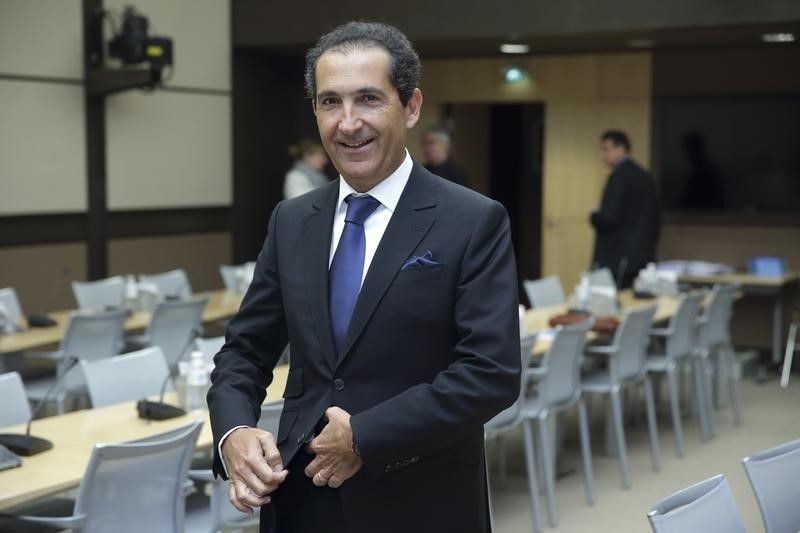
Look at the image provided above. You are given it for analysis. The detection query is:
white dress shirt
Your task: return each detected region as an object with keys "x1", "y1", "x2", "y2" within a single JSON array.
[{"x1": 219, "y1": 150, "x2": 413, "y2": 475}]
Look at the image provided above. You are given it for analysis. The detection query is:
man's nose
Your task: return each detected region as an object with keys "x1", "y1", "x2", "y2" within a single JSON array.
[{"x1": 338, "y1": 103, "x2": 363, "y2": 135}]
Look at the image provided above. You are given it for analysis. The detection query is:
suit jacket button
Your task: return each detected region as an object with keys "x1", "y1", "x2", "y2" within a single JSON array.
[
  {"x1": 296, "y1": 432, "x2": 305, "y2": 445},
  {"x1": 333, "y1": 378, "x2": 345, "y2": 391},
  {"x1": 385, "y1": 465, "x2": 393, "y2": 473}
]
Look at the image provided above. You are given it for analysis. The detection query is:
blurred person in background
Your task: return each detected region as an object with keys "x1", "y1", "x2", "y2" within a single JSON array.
[
  {"x1": 591, "y1": 129, "x2": 660, "y2": 288},
  {"x1": 283, "y1": 139, "x2": 330, "y2": 199},
  {"x1": 421, "y1": 126, "x2": 470, "y2": 188}
]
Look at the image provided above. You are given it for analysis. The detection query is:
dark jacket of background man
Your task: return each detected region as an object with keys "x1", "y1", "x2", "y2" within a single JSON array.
[{"x1": 591, "y1": 157, "x2": 661, "y2": 288}]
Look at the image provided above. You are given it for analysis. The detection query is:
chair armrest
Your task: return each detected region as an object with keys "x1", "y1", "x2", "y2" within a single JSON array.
[
  {"x1": 650, "y1": 328, "x2": 673, "y2": 337},
  {"x1": 23, "y1": 350, "x2": 64, "y2": 361},
  {"x1": 16, "y1": 514, "x2": 86, "y2": 530},
  {"x1": 188, "y1": 468, "x2": 216, "y2": 483},
  {"x1": 525, "y1": 367, "x2": 547, "y2": 383},
  {"x1": 585, "y1": 345, "x2": 618, "y2": 357}
]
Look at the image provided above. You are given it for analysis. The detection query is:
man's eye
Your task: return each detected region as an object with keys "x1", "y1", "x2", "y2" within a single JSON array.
[
  {"x1": 361, "y1": 94, "x2": 379, "y2": 103},
  {"x1": 320, "y1": 97, "x2": 338, "y2": 106}
]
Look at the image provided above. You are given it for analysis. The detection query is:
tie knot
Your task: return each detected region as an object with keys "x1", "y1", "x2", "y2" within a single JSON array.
[{"x1": 344, "y1": 194, "x2": 381, "y2": 225}]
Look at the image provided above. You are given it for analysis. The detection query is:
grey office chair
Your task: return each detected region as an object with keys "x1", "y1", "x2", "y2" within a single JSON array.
[
  {"x1": 523, "y1": 275, "x2": 566, "y2": 308},
  {"x1": 646, "y1": 292, "x2": 707, "y2": 454},
  {"x1": 13, "y1": 421, "x2": 203, "y2": 533},
  {"x1": 742, "y1": 438, "x2": 800, "y2": 533},
  {"x1": 140, "y1": 269, "x2": 192, "y2": 300},
  {"x1": 218, "y1": 265, "x2": 241, "y2": 292},
  {"x1": 128, "y1": 296, "x2": 208, "y2": 372},
  {"x1": 696, "y1": 284, "x2": 741, "y2": 434},
  {"x1": 71, "y1": 276, "x2": 126, "y2": 310},
  {"x1": 0, "y1": 371, "x2": 31, "y2": 427},
  {"x1": 589, "y1": 267, "x2": 617, "y2": 289},
  {"x1": 25, "y1": 309, "x2": 127, "y2": 414},
  {"x1": 523, "y1": 319, "x2": 594, "y2": 527},
  {"x1": 81, "y1": 347, "x2": 171, "y2": 408},
  {"x1": 647, "y1": 474, "x2": 745, "y2": 533},
  {"x1": 782, "y1": 317, "x2": 798, "y2": 388},
  {"x1": 485, "y1": 333, "x2": 542, "y2": 533},
  {"x1": 581, "y1": 305, "x2": 660, "y2": 489},
  {"x1": 0, "y1": 287, "x2": 24, "y2": 332},
  {"x1": 196, "y1": 336, "x2": 225, "y2": 366},
  {"x1": 186, "y1": 403, "x2": 284, "y2": 533}
]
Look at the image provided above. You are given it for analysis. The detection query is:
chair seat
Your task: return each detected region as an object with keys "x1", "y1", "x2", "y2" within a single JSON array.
[
  {"x1": 581, "y1": 371, "x2": 612, "y2": 393},
  {"x1": 646, "y1": 356, "x2": 671, "y2": 371},
  {"x1": 522, "y1": 395, "x2": 544, "y2": 418}
]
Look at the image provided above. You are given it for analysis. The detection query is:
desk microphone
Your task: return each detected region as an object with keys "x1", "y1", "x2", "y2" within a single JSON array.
[
  {"x1": 0, "y1": 356, "x2": 80, "y2": 456},
  {"x1": 137, "y1": 326, "x2": 202, "y2": 421}
]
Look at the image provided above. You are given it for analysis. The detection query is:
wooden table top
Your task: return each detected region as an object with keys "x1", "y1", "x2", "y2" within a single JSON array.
[
  {"x1": 0, "y1": 290, "x2": 243, "y2": 355},
  {"x1": 524, "y1": 290, "x2": 681, "y2": 354},
  {"x1": 679, "y1": 271, "x2": 799, "y2": 289},
  {"x1": 0, "y1": 364, "x2": 288, "y2": 511}
]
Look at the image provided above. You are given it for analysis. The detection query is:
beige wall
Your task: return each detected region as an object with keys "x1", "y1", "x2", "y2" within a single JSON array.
[
  {"x1": 0, "y1": 243, "x2": 87, "y2": 312},
  {"x1": 108, "y1": 233, "x2": 232, "y2": 293},
  {"x1": 420, "y1": 53, "x2": 652, "y2": 289}
]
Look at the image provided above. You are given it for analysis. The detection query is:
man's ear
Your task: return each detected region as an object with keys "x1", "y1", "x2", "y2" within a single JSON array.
[
  {"x1": 404, "y1": 88, "x2": 423, "y2": 129},
  {"x1": 311, "y1": 98, "x2": 318, "y2": 117}
]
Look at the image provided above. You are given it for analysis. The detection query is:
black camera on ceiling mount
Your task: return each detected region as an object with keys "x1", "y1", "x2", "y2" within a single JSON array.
[{"x1": 87, "y1": 5, "x2": 174, "y2": 97}]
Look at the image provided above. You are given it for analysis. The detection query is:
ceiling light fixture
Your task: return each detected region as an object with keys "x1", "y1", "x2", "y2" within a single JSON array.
[
  {"x1": 500, "y1": 43, "x2": 530, "y2": 54},
  {"x1": 503, "y1": 67, "x2": 526, "y2": 84},
  {"x1": 762, "y1": 32, "x2": 795, "y2": 43}
]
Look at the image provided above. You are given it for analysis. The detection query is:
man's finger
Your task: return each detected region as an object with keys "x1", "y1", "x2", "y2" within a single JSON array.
[
  {"x1": 228, "y1": 482, "x2": 254, "y2": 515},
  {"x1": 255, "y1": 430, "x2": 284, "y2": 471},
  {"x1": 311, "y1": 469, "x2": 329, "y2": 487},
  {"x1": 233, "y1": 478, "x2": 271, "y2": 508},
  {"x1": 327, "y1": 473, "x2": 344, "y2": 488}
]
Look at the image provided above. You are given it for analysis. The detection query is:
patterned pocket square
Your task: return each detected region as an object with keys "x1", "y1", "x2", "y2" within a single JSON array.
[{"x1": 401, "y1": 250, "x2": 438, "y2": 270}]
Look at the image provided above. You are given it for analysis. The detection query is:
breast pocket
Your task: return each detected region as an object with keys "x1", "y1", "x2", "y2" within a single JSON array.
[{"x1": 392, "y1": 264, "x2": 448, "y2": 285}]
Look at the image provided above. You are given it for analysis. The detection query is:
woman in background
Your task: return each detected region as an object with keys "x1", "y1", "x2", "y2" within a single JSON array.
[{"x1": 283, "y1": 139, "x2": 329, "y2": 199}]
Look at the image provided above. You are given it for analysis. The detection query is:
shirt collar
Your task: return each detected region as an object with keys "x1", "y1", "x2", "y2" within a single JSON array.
[{"x1": 336, "y1": 149, "x2": 412, "y2": 214}]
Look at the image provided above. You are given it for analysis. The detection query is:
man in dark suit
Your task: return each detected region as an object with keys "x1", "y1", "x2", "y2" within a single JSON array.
[
  {"x1": 207, "y1": 21, "x2": 520, "y2": 533},
  {"x1": 422, "y1": 126, "x2": 471, "y2": 188},
  {"x1": 591, "y1": 130, "x2": 661, "y2": 288}
]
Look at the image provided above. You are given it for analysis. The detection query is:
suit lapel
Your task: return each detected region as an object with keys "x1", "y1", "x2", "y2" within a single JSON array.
[
  {"x1": 336, "y1": 164, "x2": 437, "y2": 367},
  {"x1": 303, "y1": 182, "x2": 339, "y2": 371}
]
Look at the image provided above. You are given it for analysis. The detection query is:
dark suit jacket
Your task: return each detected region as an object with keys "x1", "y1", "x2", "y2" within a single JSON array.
[
  {"x1": 591, "y1": 159, "x2": 661, "y2": 287},
  {"x1": 208, "y1": 162, "x2": 521, "y2": 533}
]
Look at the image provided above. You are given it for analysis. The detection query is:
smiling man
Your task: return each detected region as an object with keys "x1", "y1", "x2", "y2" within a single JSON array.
[{"x1": 207, "y1": 22, "x2": 520, "y2": 533}]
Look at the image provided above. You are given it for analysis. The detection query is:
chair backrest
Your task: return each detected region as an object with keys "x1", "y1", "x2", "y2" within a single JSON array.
[
  {"x1": 81, "y1": 347, "x2": 171, "y2": 408},
  {"x1": 219, "y1": 265, "x2": 241, "y2": 291},
  {"x1": 647, "y1": 474, "x2": 745, "y2": 533},
  {"x1": 71, "y1": 276, "x2": 126, "y2": 311},
  {"x1": 523, "y1": 276, "x2": 566, "y2": 308},
  {"x1": 0, "y1": 287, "x2": 24, "y2": 325},
  {"x1": 196, "y1": 335, "x2": 225, "y2": 366},
  {"x1": 60, "y1": 309, "x2": 127, "y2": 391},
  {"x1": 139, "y1": 269, "x2": 192, "y2": 300},
  {"x1": 742, "y1": 438, "x2": 800, "y2": 533},
  {"x1": 590, "y1": 267, "x2": 617, "y2": 289},
  {"x1": 664, "y1": 292, "x2": 704, "y2": 359},
  {"x1": 147, "y1": 297, "x2": 208, "y2": 370},
  {"x1": 538, "y1": 319, "x2": 593, "y2": 407},
  {"x1": 485, "y1": 333, "x2": 537, "y2": 434},
  {"x1": 611, "y1": 305, "x2": 656, "y2": 382},
  {"x1": 0, "y1": 371, "x2": 31, "y2": 427},
  {"x1": 698, "y1": 284, "x2": 736, "y2": 348},
  {"x1": 73, "y1": 421, "x2": 202, "y2": 533}
]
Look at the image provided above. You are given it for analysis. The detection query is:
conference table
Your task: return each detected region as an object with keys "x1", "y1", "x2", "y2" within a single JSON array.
[
  {"x1": 1, "y1": 290, "x2": 685, "y2": 511},
  {"x1": 0, "y1": 289, "x2": 244, "y2": 356},
  {"x1": 0, "y1": 365, "x2": 288, "y2": 512},
  {"x1": 679, "y1": 271, "x2": 799, "y2": 365}
]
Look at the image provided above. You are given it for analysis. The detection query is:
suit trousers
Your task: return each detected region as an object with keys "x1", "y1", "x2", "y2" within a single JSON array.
[{"x1": 260, "y1": 447, "x2": 346, "y2": 533}]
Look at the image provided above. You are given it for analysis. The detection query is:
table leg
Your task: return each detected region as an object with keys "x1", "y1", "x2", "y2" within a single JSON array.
[{"x1": 773, "y1": 295, "x2": 783, "y2": 365}]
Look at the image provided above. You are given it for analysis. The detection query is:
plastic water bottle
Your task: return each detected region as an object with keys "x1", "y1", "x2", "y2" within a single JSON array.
[
  {"x1": 185, "y1": 350, "x2": 208, "y2": 411},
  {"x1": 125, "y1": 274, "x2": 139, "y2": 310}
]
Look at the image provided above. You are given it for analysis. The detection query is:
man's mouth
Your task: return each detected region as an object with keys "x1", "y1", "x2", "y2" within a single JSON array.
[{"x1": 339, "y1": 138, "x2": 374, "y2": 149}]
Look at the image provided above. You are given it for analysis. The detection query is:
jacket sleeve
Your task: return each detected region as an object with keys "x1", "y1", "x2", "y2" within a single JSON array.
[
  {"x1": 591, "y1": 171, "x2": 626, "y2": 230},
  {"x1": 350, "y1": 200, "x2": 521, "y2": 481},
  {"x1": 207, "y1": 203, "x2": 288, "y2": 479}
]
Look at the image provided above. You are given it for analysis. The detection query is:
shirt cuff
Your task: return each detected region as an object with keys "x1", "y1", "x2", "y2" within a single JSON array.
[{"x1": 218, "y1": 425, "x2": 250, "y2": 478}]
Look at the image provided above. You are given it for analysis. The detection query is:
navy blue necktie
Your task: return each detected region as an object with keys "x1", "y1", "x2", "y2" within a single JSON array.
[{"x1": 329, "y1": 194, "x2": 381, "y2": 357}]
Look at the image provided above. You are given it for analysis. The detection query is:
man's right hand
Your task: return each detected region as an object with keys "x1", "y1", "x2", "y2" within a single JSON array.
[{"x1": 222, "y1": 427, "x2": 289, "y2": 514}]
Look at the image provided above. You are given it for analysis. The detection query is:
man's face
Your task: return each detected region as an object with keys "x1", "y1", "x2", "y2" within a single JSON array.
[
  {"x1": 313, "y1": 47, "x2": 422, "y2": 191},
  {"x1": 600, "y1": 139, "x2": 627, "y2": 168},
  {"x1": 421, "y1": 132, "x2": 449, "y2": 166}
]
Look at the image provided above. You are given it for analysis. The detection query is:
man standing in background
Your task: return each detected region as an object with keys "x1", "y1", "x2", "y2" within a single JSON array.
[
  {"x1": 421, "y1": 126, "x2": 471, "y2": 188},
  {"x1": 591, "y1": 129, "x2": 660, "y2": 288}
]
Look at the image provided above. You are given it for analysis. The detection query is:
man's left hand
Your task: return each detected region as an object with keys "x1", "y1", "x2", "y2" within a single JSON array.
[{"x1": 305, "y1": 406, "x2": 363, "y2": 488}]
